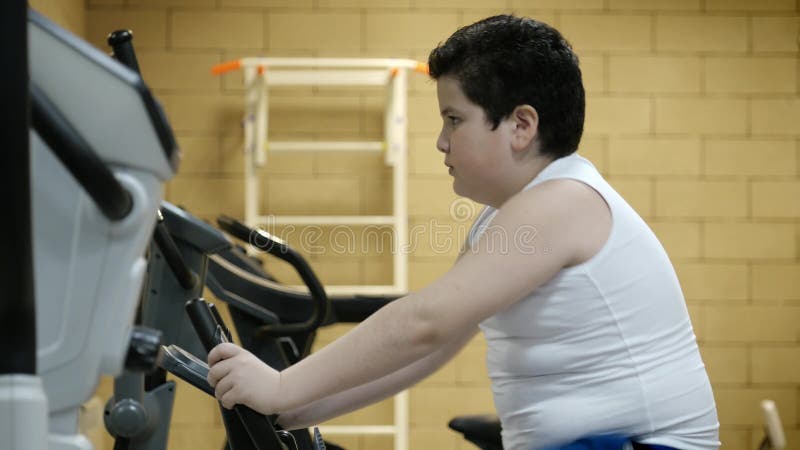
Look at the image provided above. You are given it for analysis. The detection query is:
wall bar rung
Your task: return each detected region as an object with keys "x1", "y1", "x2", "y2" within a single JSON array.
[
  {"x1": 259, "y1": 215, "x2": 395, "y2": 226},
  {"x1": 268, "y1": 70, "x2": 389, "y2": 86},
  {"x1": 269, "y1": 141, "x2": 384, "y2": 152}
]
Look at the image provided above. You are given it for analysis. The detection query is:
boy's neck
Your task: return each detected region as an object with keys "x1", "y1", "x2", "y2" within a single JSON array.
[{"x1": 489, "y1": 153, "x2": 557, "y2": 209}]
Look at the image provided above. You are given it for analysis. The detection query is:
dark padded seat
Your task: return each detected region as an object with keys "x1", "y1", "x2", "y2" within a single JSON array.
[{"x1": 448, "y1": 414, "x2": 503, "y2": 450}]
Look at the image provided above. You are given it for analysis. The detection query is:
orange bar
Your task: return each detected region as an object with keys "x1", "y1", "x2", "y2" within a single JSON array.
[
  {"x1": 211, "y1": 59, "x2": 241, "y2": 75},
  {"x1": 390, "y1": 63, "x2": 428, "y2": 78}
]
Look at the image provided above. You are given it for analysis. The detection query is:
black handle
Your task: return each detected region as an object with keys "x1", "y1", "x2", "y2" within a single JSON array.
[
  {"x1": 123, "y1": 326, "x2": 163, "y2": 373},
  {"x1": 105, "y1": 27, "x2": 179, "y2": 174},
  {"x1": 153, "y1": 210, "x2": 199, "y2": 290},
  {"x1": 159, "y1": 345, "x2": 215, "y2": 396},
  {"x1": 30, "y1": 82, "x2": 133, "y2": 221},
  {"x1": 185, "y1": 298, "x2": 287, "y2": 450},
  {"x1": 217, "y1": 216, "x2": 330, "y2": 338},
  {"x1": 185, "y1": 298, "x2": 228, "y2": 349},
  {"x1": 107, "y1": 29, "x2": 141, "y2": 74},
  {"x1": 1, "y1": 0, "x2": 35, "y2": 376},
  {"x1": 208, "y1": 303, "x2": 234, "y2": 342}
]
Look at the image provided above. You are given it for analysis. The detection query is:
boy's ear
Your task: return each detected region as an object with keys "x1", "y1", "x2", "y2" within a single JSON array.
[{"x1": 509, "y1": 105, "x2": 538, "y2": 151}]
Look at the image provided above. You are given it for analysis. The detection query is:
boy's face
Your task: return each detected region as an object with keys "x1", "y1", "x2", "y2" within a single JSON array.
[{"x1": 436, "y1": 76, "x2": 514, "y2": 206}]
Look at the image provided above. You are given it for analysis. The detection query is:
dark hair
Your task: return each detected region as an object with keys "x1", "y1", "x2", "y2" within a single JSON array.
[{"x1": 428, "y1": 15, "x2": 585, "y2": 159}]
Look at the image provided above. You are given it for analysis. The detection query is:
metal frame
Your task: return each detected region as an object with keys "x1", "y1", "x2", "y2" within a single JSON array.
[
  {"x1": 235, "y1": 57, "x2": 414, "y2": 297},
  {"x1": 0, "y1": 3, "x2": 49, "y2": 450},
  {"x1": 215, "y1": 56, "x2": 424, "y2": 450}
]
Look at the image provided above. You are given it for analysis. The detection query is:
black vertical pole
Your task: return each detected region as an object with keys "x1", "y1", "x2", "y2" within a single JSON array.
[{"x1": 0, "y1": 0, "x2": 35, "y2": 375}]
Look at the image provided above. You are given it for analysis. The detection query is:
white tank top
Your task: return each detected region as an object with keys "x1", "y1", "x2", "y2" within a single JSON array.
[{"x1": 469, "y1": 154, "x2": 719, "y2": 450}]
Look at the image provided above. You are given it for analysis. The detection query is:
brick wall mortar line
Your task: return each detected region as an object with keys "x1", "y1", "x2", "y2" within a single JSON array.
[
  {"x1": 796, "y1": 222, "x2": 800, "y2": 262},
  {"x1": 747, "y1": 261, "x2": 754, "y2": 305},
  {"x1": 746, "y1": 345, "x2": 752, "y2": 384},
  {"x1": 746, "y1": 173, "x2": 753, "y2": 221},
  {"x1": 699, "y1": 219, "x2": 706, "y2": 259},
  {"x1": 796, "y1": 55, "x2": 800, "y2": 96},
  {"x1": 84, "y1": 4, "x2": 126, "y2": 11},
  {"x1": 698, "y1": 218, "x2": 800, "y2": 224},
  {"x1": 650, "y1": 11, "x2": 656, "y2": 54},
  {"x1": 165, "y1": 6, "x2": 172, "y2": 50},
  {"x1": 601, "y1": 135, "x2": 609, "y2": 175},
  {"x1": 649, "y1": 176, "x2": 656, "y2": 220},
  {"x1": 797, "y1": 139, "x2": 800, "y2": 176},
  {"x1": 746, "y1": 97, "x2": 752, "y2": 137},
  {"x1": 360, "y1": 8, "x2": 366, "y2": 53},
  {"x1": 699, "y1": 135, "x2": 706, "y2": 177},
  {"x1": 262, "y1": 9, "x2": 268, "y2": 50},
  {"x1": 700, "y1": 54, "x2": 706, "y2": 95}
]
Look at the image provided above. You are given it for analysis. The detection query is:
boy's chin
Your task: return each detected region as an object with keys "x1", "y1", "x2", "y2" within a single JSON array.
[
  {"x1": 452, "y1": 180, "x2": 465, "y2": 197},
  {"x1": 452, "y1": 183, "x2": 478, "y2": 204}
]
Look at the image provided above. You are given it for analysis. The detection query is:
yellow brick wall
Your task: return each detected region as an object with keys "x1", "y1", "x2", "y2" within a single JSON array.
[
  {"x1": 80, "y1": 0, "x2": 800, "y2": 449},
  {"x1": 29, "y1": 0, "x2": 85, "y2": 37}
]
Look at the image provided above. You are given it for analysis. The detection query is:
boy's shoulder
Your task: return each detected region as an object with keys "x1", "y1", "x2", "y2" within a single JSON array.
[
  {"x1": 500, "y1": 177, "x2": 604, "y2": 218},
  {"x1": 495, "y1": 177, "x2": 611, "y2": 267}
]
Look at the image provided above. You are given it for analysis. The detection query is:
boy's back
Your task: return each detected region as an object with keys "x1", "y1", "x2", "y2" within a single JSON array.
[{"x1": 471, "y1": 154, "x2": 719, "y2": 450}]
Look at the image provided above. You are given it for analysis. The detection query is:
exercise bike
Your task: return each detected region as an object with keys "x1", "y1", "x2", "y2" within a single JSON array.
[{"x1": 3, "y1": 7, "x2": 177, "y2": 450}]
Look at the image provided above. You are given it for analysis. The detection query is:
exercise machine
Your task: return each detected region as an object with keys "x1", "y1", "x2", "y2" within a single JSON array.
[
  {"x1": 0, "y1": 2, "x2": 43, "y2": 450},
  {"x1": 109, "y1": 200, "x2": 396, "y2": 449},
  {"x1": 94, "y1": 27, "x2": 320, "y2": 449},
  {"x1": 1, "y1": 6, "x2": 178, "y2": 450},
  {"x1": 104, "y1": 199, "x2": 324, "y2": 449}
]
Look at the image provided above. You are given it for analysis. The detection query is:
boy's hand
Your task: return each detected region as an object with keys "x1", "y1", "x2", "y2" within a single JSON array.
[{"x1": 207, "y1": 342, "x2": 281, "y2": 413}]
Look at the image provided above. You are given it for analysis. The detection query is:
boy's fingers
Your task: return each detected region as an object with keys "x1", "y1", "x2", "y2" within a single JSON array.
[
  {"x1": 208, "y1": 342, "x2": 240, "y2": 366},
  {"x1": 220, "y1": 387, "x2": 238, "y2": 410},
  {"x1": 207, "y1": 358, "x2": 233, "y2": 388},
  {"x1": 214, "y1": 375, "x2": 235, "y2": 403}
]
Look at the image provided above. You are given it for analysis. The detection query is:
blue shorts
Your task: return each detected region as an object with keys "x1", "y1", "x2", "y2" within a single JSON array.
[{"x1": 539, "y1": 435, "x2": 679, "y2": 450}]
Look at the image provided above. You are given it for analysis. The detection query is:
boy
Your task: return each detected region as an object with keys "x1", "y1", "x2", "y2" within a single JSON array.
[{"x1": 208, "y1": 15, "x2": 719, "y2": 450}]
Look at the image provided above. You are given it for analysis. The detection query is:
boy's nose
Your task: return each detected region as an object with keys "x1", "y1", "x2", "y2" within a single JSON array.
[{"x1": 436, "y1": 132, "x2": 449, "y2": 153}]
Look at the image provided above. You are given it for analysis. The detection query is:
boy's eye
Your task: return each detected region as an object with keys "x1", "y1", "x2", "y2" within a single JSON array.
[{"x1": 448, "y1": 116, "x2": 461, "y2": 125}]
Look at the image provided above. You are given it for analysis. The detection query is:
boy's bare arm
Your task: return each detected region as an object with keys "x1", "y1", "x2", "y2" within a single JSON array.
[
  {"x1": 209, "y1": 178, "x2": 609, "y2": 416},
  {"x1": 277, "y1": 326, "x2": 478, "y2": 430},
  {"x1": 271, "y1": 179, "x2": 605, "y2": 409}
]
